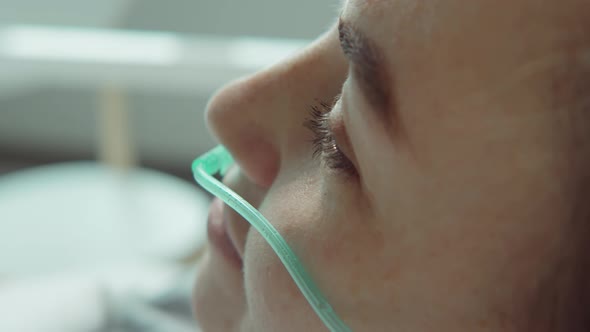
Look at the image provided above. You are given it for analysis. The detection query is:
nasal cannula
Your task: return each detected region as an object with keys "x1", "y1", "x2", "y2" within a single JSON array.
[{"x1": 192, "y1": 145, "x2": 351, "y2": 332}]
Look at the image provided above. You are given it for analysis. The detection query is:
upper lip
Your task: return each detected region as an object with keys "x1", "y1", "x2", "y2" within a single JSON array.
[
  {"x1": 206, "y1": 197, "x2": 243, "y2": 269},
  {"x1": 221, "y1": 203, "x2": 244, "y2": 260},
  {"x1": 219, "y1": 166, "x2": 266, "y2": 261}
]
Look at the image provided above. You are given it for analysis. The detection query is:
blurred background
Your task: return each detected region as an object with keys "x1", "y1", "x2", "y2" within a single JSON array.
[{"x1": 0, "y1": 1, "x2": 336, "y2": 331}]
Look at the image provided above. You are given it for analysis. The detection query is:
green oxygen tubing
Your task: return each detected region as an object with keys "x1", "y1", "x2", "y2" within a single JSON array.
[{"x1": 192, "y1": 145, "x2": 351, "y2": 332}]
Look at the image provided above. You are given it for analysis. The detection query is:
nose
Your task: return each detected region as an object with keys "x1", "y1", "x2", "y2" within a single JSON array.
[{"x1": 205, "y1": 26, "x2": 348, "y2": 188}]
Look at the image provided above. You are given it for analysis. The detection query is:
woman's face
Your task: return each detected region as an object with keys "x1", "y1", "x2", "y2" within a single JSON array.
[{"x1": 194, "y1": 0, "x2": 590, "y2": 331}]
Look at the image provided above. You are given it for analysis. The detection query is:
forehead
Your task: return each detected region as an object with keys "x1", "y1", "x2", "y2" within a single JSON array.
[
  {"x1": 343, "y1": 0, "x2": 590, "y2": 33},
  {"x1": 341, "y1": 0, "x2": 590, "y2": 158},
  {"x1": 341, "y1": 0, "x2": 438, "y2": 51},
  {"x1": 342, "y1": 0, "x2": 433, "y2": 20},
  {"x1": 341, "y1": 0, "x2": 590, "y2": 100}
]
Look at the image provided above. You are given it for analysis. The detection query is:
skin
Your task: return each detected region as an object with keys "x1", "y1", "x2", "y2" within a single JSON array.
[{"x1": 193, "y1": 0, "x2": 590, "y2": 331}]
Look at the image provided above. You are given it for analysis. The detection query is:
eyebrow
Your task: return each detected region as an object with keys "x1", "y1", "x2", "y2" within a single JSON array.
[{"x1": 338, "y1": 17, "x2": 392, "y2": 119}]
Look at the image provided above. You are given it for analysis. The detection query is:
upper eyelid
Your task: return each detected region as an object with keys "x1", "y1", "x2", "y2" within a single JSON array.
[
  {"x1": 328, "y1": 94, "x2": 358, "y2": 170},
  {"x1": 304, "y1": 100, "x2": 357, "y2": 175},
  {"x1": 336, "y1": 16, "x2": 394, "y2": 130}
]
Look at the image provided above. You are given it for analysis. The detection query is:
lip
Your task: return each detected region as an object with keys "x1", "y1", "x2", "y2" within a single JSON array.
[{"x1": 207, "y1": 197, "x2": 243, "y2": 269}]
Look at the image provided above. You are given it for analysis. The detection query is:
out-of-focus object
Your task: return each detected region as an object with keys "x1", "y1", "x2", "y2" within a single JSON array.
[
  {"x1": 0, "y1": 24, "x2": 309, "y2": 96},
  {"x1": 0, "y1": 274, "x2": 109, "y2": 332},
  {"x1": 97, "y1": 85, "x2": 138, "y2": 170},
  {"x1": 0, "y1": 0, "x2": 134, "y2": 97},
  {"x1": 0, "y1": 261, "x2": 201, "y2": 332},
  {"x1": 0, "y1": 0, "x2": 133, "y2": 26},
  {"x1": 0, "y1": 162, "x2": 209, "y2": 277}
]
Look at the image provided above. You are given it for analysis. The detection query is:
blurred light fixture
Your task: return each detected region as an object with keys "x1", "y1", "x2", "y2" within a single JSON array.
[
  {"x1": 0, "y1": 25, "x2": 182, "y2": 65},
  {"x1": 0, "y1": 25, "x2": 309, "y2": 94},
  {"x1": 228, "y1": 37, "x2": 306, "y2": 70}
]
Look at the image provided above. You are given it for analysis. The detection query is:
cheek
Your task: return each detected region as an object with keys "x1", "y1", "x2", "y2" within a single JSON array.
[
  {"x1": 243, "y1": 232, "x2": 320, "y2": 331},
  {"x1": 241, "y1": 181, "x2": 326, "y2": 330},
  {"x1": 240, "y1": 173, "x2": 399, "y2": 330}
]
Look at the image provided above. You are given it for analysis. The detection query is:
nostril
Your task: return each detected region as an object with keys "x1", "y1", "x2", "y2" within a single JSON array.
[
  {"x1": 204, "y1": 138, "x2": 277, "y2": 190},
  {"x1": 230, "y1": 139, "x2": 280, "y2": 188}
]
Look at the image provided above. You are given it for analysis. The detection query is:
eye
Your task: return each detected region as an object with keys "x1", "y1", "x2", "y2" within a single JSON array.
[{"x1": 304, "y1": 101, "x2": 357, "y2": 177}]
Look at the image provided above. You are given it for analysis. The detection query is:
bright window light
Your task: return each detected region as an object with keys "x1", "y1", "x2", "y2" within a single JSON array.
[
  {"x1": 0, "y1": 25, "x2": 182, "y2": 65},
  {"x1": 0, "y1": 25, "x2": 312, "y2": 92},
  {"x1": 228, "y1": 37, "x2": 307, "y2": 70}
]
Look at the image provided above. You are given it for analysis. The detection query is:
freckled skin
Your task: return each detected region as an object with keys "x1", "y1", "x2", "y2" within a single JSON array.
[{"x1": 194, "y1": 0, "x2": 590, "y2": 331}]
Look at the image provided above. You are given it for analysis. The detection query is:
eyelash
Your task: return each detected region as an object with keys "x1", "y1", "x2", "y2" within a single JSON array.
[{"x1": 304, "y1": 101, "x2": 357, "y2": 176}]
